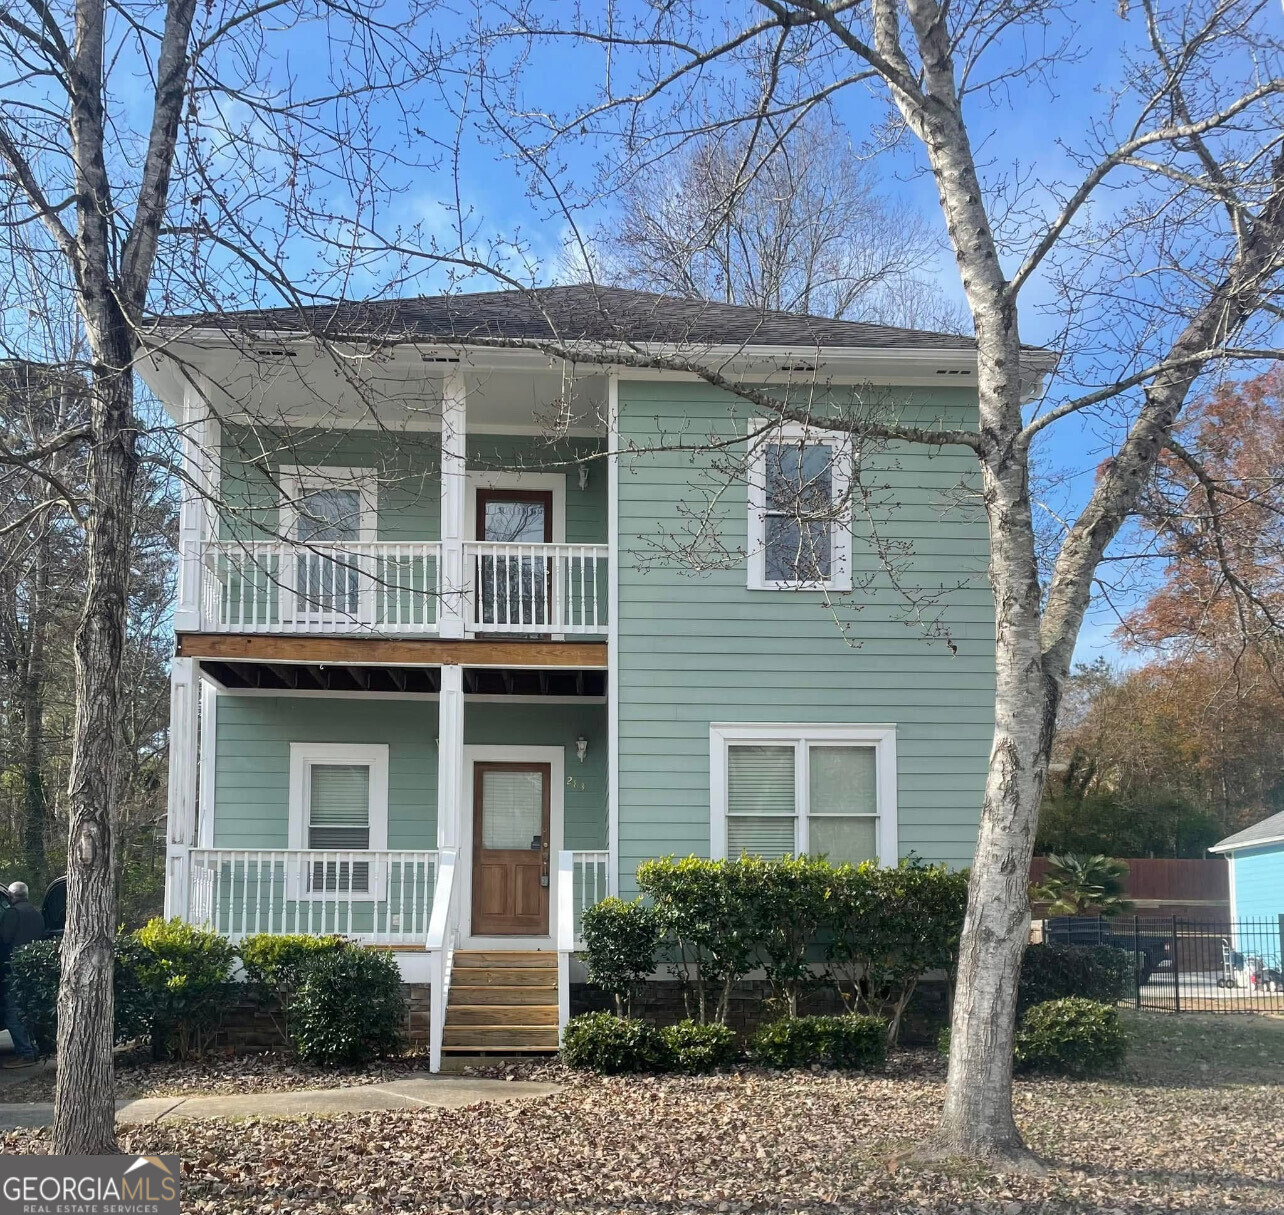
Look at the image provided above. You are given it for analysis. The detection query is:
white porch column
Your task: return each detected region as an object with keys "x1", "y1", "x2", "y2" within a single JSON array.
[
  {"x1": 163, "y1": 657, "x2": 201, "y2": 920},
  {"x1": 174, "y1": 386, "x2": 218, "y2": 632},
  {"x1": 438, "y1": 369, "x2": 467, "y2": 638},
  {"x1": 436, "y1": 664, "x2": 464, "y2": 848}
]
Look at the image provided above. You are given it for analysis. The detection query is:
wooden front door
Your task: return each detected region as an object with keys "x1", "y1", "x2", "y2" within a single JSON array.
[{"x1": 472, "y1": 762, "x2": 551, "y2": 935}]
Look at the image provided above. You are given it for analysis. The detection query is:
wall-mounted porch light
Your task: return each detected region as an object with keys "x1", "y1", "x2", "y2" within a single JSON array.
[
  {"x1": 577, "y1": 464, "x2": 589, "y2": 491},
  {"x1": 575, "y1": 735, "x2": 589, "y2": 764}
]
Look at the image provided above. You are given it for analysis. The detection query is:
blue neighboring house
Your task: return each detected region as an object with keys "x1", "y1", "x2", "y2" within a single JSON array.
[{"x1": 1210, "y1": 810, "x2": 1284, "y2": 921}]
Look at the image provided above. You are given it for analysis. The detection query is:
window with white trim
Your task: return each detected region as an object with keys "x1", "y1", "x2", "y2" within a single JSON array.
[
  {"x1": 711, "y1": 725, "x2": 896, "y2": 864},
  {"x1": 748, "y1": 423, "x2": 852, "y2": 590},
  {"x1": 288, "y1": 743, "x2": 389, "y2": 893}
]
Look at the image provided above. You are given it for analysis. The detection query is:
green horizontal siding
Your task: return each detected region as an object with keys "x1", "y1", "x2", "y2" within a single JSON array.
[
  {"x1": 465, "y1": 701, "x2": 607, "y2": 850},
  {"x1": 615, "y1": 379, "x2": 994, "y2": 890},
  {"x1": 213, "y1": 696, "x2": 437, "y2": 849},
  {"x1": 219, "y1": 427, "x2": 606, "y2": 542},
  {"x1": 210, "y1": 695, "x2": 607, "y2": 854}
]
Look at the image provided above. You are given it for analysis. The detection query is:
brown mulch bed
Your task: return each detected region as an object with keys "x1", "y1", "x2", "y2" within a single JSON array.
[
  {"x1": 0, "y1": 1050, "x2": 430, "y2": 1103},
  {"x1": 5, "y1": 1063, "x2": 1283, "y2": 1213}
]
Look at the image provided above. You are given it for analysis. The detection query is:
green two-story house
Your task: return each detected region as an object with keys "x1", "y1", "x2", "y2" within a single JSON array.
[{"x1": 142, "y1": 285, "x2": 1050, "y2": 1068}]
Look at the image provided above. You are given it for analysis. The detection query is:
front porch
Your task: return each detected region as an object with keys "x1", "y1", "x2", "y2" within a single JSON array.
[{"x1": 163, "y1": 656, "x2": 612, "y2": 1069}]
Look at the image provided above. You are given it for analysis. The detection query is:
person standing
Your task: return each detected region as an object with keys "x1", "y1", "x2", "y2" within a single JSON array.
[{"x1": 1, "y1": 882, "x2": 45, "y2": 1066}]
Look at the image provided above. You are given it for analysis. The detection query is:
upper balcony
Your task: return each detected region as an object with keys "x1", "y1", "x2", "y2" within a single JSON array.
[
  {"x1": 161, "y1": 356, "x2": 613, "y2": 642},
  {"x1": 198, "y1": 538, "x2": 608, "y2": 636}
]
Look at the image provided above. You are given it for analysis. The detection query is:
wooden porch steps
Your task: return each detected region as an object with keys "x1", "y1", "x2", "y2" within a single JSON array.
[{"x1": 442, "y1": 950, "x2": 560, "y2": 1054}]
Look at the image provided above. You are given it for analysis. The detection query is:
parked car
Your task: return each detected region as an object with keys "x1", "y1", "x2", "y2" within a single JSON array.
[
  {"x1": 0, "y1": 877, "x2": 66, "y2": 939},
  {"x1": 1043, "y1": 915, "x2": 1171, "y2": 985}
]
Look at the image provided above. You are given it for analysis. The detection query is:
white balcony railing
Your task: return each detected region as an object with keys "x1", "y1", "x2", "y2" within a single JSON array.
[
  {"x1": 188, "y1": 849, "x2": 438, "y2": 944},
  {"x1": 465, "y1": 542, "x2": 609, "y2": 634},
  {"x1": 200, "y1": 541, "x2": 442, "y2": 634},
  {"x1": 197, "y1": 539, "x2": 608, "y2": 636}
]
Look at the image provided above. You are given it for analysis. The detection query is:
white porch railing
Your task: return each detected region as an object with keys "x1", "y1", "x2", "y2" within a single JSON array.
[
  {"x1": 188, "y1": 849, "x2": 438, "y2": 944},
  {"x1": 465, "y1": 542, "x2": 608, "y2": 634},
  {"x1": 556, "y1": 849, "x2": 611, "y2": 1039},
  {"x1": 426, "y1": 848, "x2": 462, "y2": 1073},
  {"x1": 200, "y1": 540, "x2": 442, "y2": 634}
]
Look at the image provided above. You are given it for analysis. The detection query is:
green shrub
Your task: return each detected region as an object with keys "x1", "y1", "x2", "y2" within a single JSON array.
[
  {"x1": 749, "y1": 855, "x2": 833, "y2": 1017},
  {"x1": 636, "y1": 856, "x2": 761, "y2": 1024},
  {"x1": 581, "y1": 898, "x2": 662, "y2": 1017},
  {"x1": 937, "y1": 1025, "x2": 951, "y2": 1056},
  {"x1": 751, "y1": 1014, "x2": 887, "y2": 1070},
  {"x1": 661, "y1": 1019, "x2": 738, "y2": 1073},
  {"x1": 135, "y1": 917, "x2": 238, "y2": 1060},
  {"x1": 1018, "y1": 945, "x2": 1131, "y2": 1014},
  {"x1": 560, "y1": 1012, "x2": 670, "y2": 1073},
  {"x1": 1015, "y1": 997, "x2": 1127, "y2": 1077},
  {"x1": 239, "y1": 933, "x2": 347, "y2": 1042},
  {"x1": 9, "y1": 933, "x2": 158, "y2": 1057},
  {"x1": 8, "y1": 939, "x2": 60, "y2": 1057},
  {"x1": 825, "y1": 858, "x2": 969, "y2": 1046},
  {"x1": 823, "y1": 1014, "x2": 887, "y2": 1070},
  {"x1": 239, "y1": 933, "x2": 346, "y2": 990},
  {"x1": 290, "y1": 944, "x2": 406, "y2": 1065}
]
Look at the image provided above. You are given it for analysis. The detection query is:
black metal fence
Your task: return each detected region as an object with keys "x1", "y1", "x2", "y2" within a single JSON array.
[{"x1": 1040, "y1": 915, "x2": 1284, "y2": 1014}]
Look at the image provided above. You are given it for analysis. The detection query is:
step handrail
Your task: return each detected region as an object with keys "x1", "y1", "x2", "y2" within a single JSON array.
[{"x1": 426, "y1": 847, "x2": 460, "y2": 1072}]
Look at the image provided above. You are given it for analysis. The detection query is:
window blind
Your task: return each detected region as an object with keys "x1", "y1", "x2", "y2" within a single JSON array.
[
  {"x1": 481, "y1": 769, "x2": 544, "y2": 850},
  {"x1": 807, "y1": 746, "x2": 877, "y2": 864},
  {"x1": 308, "y1": 763, "x2": 371, "y2": 849},
  {"x1": 727, "y1": 745, "x2": 796, "y2": 857}
]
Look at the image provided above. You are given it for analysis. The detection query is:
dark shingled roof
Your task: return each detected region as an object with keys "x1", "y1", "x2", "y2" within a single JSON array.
[
  {"x1": 159, "y1": 284, "x2": 1018, "y2": 354},
  {"x1": 1210, "y1": 809, "x2": 1284, "y2": 854}
]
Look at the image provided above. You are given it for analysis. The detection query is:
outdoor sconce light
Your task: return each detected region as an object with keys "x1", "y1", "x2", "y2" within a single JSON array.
[
  {"x1": 576, "y1": 735, "x2": 589, "y2": 764},
  {"x1": 578, "y1": 464, "x2": 589, "y2": 491}
]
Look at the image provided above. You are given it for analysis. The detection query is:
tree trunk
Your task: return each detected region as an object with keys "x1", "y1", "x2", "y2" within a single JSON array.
[
  {"x1": 920, "y1": 436, "x2": 1055, "y2": 1169},
  {"x1": 51, "y1": 355, "x2": 138, "y2": 1156}
]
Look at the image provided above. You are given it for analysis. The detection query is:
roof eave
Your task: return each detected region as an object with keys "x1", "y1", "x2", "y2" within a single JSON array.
[{"x1": 1209, "y1": 832, "x2": 1284, "y2": 855}]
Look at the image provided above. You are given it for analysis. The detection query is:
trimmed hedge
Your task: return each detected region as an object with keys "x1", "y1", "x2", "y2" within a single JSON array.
[
  {"x1": 580, "y1": 898, "x2": 663, "y2": 1018},
  {"x1": 661, "y1": 1019, "x2": 738, "y2": 1073},
  {"x1": 561, "y1": 1012, "x2": 670, "y2": 1074},
  {"x1": 751, "y1": 1015, "x2": 886, "y2": 1071},
  {"x1": 290, "y1": 945, "x2": 406, "y2": 1065},
  {"x1": 9, "y1": 926, "x2": 222, "y2": 1061},
  {"x1": 1019, "y1": 945, "x2": 1131, "y2": 1014},
  {"x1": 135, "y1": 918, "x2": 238, "y2": 1060},
  {"x1": 1015, "y1": 997, "x2": 1128, "y2": 1077}
]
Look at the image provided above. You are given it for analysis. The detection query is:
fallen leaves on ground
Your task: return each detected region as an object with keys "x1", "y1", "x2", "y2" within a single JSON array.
[
  {"x1": 0, "y1": 1050, "x2": 429, "y2": 1103},
  {"x1": 5, "y1": 1063, "x2": 1282, "y2": 1213}
]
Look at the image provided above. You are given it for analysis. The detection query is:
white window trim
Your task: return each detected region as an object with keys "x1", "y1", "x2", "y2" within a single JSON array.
[
  {"x1": 747, "y1": 420, "x2": 853, "y2": 592},
  {"x1": 709, "y1": 723, "x2": 897, "y2": 864},
  {"x1": 288, "y1": 742, "x2": 389, "y2": 851},
  {"x1": 464, "y1": 469, "x2": 567, "y2": 543},
  {"x1": 279, "y1": 466, "x2": 378, "y2": 543}
]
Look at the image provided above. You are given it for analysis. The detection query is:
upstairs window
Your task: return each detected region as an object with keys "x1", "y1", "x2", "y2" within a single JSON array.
[
  {"x1": 748, "y1": 423, "x2": 852, "y2": 591},
  {"x1": 711, "y1": 725, "x2": 896, "y2": 864}
]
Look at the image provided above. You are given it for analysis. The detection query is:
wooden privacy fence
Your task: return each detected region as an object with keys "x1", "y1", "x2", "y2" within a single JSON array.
[{"x1": 1030, "y1": 856, "x2": 1229, "y2": 920}]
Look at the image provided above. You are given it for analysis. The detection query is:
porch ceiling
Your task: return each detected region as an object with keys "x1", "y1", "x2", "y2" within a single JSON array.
[{"x1": 201, "y1": 659, "x2": 606, "y2": 697}]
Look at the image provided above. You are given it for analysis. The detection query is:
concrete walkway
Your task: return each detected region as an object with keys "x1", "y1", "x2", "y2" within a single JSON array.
[{"x1": 0, "y1": 1075, "x2": 561, "y2": 1130}]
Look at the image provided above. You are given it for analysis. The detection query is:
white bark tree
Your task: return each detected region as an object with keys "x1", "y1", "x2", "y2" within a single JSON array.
[
  {"x1": 453, "y1": 0, "x2": 1284, "y2": 1165},
  {"x1": 0, "y1": 0, "x2": 442, "y2": 1154}
]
